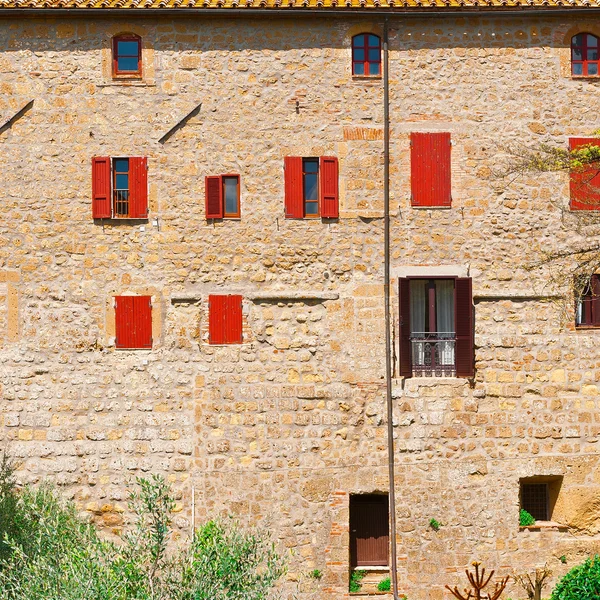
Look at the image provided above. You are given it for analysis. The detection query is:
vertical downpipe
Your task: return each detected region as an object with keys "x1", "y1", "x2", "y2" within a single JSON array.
[{"x1": 383, "y1": 17, "x2": 400, "y2": 600}]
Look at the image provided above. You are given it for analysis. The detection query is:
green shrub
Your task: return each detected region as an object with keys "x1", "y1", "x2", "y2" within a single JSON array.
[
  {"x1": 429, "y1": 518, "x2": 441, "y2": 531},
  {"x1": 0, "y1": 472, "x2": 286, "y2": 600},
  {"x1": 551, "y1": 555, "x2": 600, "y2": 600},
  {"x1": 377, "y1": 577, "x2": 391, "y2": 592},
  {"x1": 519, "y1": 509, "x2": 536, "y2": 527},
  {"x1": 309, "y1": 569, "x2": 322, "y2": 579},
  {"x1": 349, "y1": 569, "x2": 366, "y2": 593}
]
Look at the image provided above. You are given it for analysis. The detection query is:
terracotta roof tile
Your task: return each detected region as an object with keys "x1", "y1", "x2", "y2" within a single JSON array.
[{"x1": 1, "y1": 0, "x2": 599, "y2": 8}]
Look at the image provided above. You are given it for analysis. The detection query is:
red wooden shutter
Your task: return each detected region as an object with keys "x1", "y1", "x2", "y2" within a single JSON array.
[
  {"x1": 349, "y1": 495, "x2": 389, "y2": 568},
  {"x1": 319, "y1": 156, "x2": 339, "y2": 218},
  {"x1": 92, "y1": 157, "x2": 111, "y2": 219},
  {"x1": 398, "y1": 278, "x2": 412, "y2": 378},
  {"x1": 129, "y1": 157, "x2": 148, "y2": 219},
  {"x1": 454, "y1": 277, "x2": 474, "y2": 378},
  {"x1": 115, "y1": 296, "x2": 152, "y2": 349},
  {"x1": 411, "y1": 132, "x2": 452, "y2": 207},
  {"x1": 569, "y1": 138, "x2": 600, "y2": 210},
  {"x1": 205, "y1": 176, "x2": 223, "y2": 219},
  {"x1": 209, "y1": 295, "x2": 227, "y2": 344},
  {"x1": 226, "y1": 295, "x2": 243, "y2": 343},
  {"x1": 284, "y1": 157, "x2": 303, "y2": 219}
]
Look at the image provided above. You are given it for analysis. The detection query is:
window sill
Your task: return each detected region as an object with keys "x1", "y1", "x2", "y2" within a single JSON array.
[
  {"x1": 94, "y1": 217, "x2": 149, "y2": 222},
  {"x1": 575, "y1": 325, "x2": 600, "y2": 330},
  {"x1": 411, "y1": 205, "x2": 452, "y2": 210},
  {"x1": 97, "y1": 82, "x2": 156, "y2": 88},
  {"x1": 352, "y1": 76, "x2": 382, "y2": 81},
  {"x1": 354, "y1": 566, "x2": 389, "y2": 571},
  {"x1": 571, "y1": 75, "x2": 600, "y2": 80},
  {"x1": 519, "y1": 521, "x2": 567, "y2": 531}
]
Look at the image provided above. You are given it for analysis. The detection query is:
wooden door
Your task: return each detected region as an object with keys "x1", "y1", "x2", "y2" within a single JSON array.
[{"x1": 350, "y1": 495, "x2": 389, "y2": 567}]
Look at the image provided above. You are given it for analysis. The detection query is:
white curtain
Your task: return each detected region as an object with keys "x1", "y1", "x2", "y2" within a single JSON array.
[
  {"x1": 435, "y1": 280, "x2": 455, "y2": 366},
  {"x1": 409, "y1": 280, "x2": 426, "y2": 367}
]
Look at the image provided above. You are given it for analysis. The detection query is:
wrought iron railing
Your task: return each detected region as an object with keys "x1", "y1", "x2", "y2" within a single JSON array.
[{"x1": 410, "y1": 332, "x2": 456, "y2": 377}]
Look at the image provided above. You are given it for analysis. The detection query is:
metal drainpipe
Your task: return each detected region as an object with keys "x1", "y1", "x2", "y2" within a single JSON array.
[{"x1": 383, "y1": 16, "x2": 400, "y2": 600}]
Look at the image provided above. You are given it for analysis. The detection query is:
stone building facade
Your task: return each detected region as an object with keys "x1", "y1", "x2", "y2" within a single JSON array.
[{"x1": 1, "y1": 4, "x2": 600, "y2": 599}]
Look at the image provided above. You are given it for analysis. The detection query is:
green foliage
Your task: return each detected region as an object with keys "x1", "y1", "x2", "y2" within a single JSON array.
[
  {"x1": 308, "y1": 569, "x2": 322, "y2": 580},
  {"x1": 0, "y1": 471, "x2": 285, "y2": 600},
  {"x1": 349, "y1": 569, "x2": 366, "y2": 593},
  {"x1": 560, "y1": 556, "x2": 567, "y2": 564},
  {"x1": 377, "y1": 577, "x2": 391, "y2": 592},
  {"x1": 551, "y1": 556, "x2": 600, "y2": 600},
  {"x1": 520, "y1": 509, "x2": 536, "y2": 527},
  {"x1": 429, "y1": 518, "x2": 441, "y2": 531}
]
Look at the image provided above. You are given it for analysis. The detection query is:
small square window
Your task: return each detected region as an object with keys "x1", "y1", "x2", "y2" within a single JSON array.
[
  {"x1": 519, "y1": 477, "x2": 562, "y2": 524},
  {"x1": 112, "y1": 35, "x2": 142, "y2": 78},
  {"x1": 576, "y1": 274, "x2": 600, "y2": 327},
  {"x1": 205, "y1": 175, "x2": 241, "y2": 219}
]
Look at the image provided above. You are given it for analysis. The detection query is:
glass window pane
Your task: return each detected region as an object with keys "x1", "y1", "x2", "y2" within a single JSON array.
[
  {"x1": 353, "y1": 62, "x2": 364, "y2": 75},
  {"x1": 353, "y1": 48, "x2": 365, "y2": 61},
  {"x1": 117, "y1": 41, "x2": 139, "y2": 56},
  {"x1": 305, "y1": 201, "x2": 319, "y2": 215},
  {"x1": 587, "y1": 34, "x2": 598, "y2": 47},
  {"x1": 304, "y1": 160, "x2": 318, "y2": 173},
  {"x1": 368, "y1": 48, "x2": 380, "y2": 62},
  {"x1": 572, "y1": 48, "x2": 583, "y2": 60},
  {"x1": 573, "y1": 34, "x2": 584, "y2": 46},
  {"x1": 224, "y1": 177, "x2": 238, "y2": 215},
  {"x1": 115, "y1": 174, "x2": 129, "y2": 189},
  {"x1": 573, "y1": 63, "x2": 584, "y2": 75},
  {"x1": 354, "y1": 34, "x2": 366, "y2": 47},
  {"x1": 370, "y1": 63, "x2": 381, "y2": 76},
  {"x1": 368, "y1": 35, "x2": 380, "y2": 47},
  {"x1": 114, "y1": 158, "x2": 129, "y2": 172},
  {"x1": 118, "y1": 56, "x2": 139, "y2": 72},
  {"x1": 588, "y1": 62, "x2": 598, "y2": 75},
  {"x1": 304, "y1": 173, "x2": 318, "y2": 201},
  {"x1": 590, "y1": 49, "x2": 598, "y2": 61}
]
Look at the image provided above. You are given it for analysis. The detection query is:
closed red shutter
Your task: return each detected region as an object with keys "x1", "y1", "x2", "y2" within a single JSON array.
[
  {"x1": 319, "y1": 156, "x2": 339, "y2": 218},
  {"x1": 411, "y1": 132, "x2": 452, "y2": 207},
  {"x1": 129, "y1": 157, "x2": 148, "y2": 219},
  {"x1": 115, "y1": 296, "x2": 152, "y2": 349},
  {"x1": 209, "y1": 295, "x2": 227, "y2": 344},
  {"x1": 205, "y1": 176, "x2": 223, "y2": 219},
  {"x1": 569, "y1": 138, "x2": 600, "y2": 210},
  {"x1": 284, "y1": 157, "x2": 303, "y2": 219},
  {"x1": 398, "y1": 278, "x2": 412, "y2": 378},
  {"x1": 454, "y1": 277, "x2": 474, "y2": 378},
  {"x1": 92, "y1": 157, "x2": 111, "y2": 219},
  {"x1": 226, "y1": 295, "x2": 243, "y2": 343}
]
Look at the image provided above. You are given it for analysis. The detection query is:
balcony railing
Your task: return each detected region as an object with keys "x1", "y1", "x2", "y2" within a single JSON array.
[{"x1": 410, "y1": 332, "x2": 456, "y2": 377}]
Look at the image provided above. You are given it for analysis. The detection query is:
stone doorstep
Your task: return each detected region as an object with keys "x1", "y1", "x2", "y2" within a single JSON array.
[{"x1": 354, "y1": 569, "x2": 394, "y2": 594}]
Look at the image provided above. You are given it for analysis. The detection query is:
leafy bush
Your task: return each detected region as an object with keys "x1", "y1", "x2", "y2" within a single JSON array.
[
  {"x1": 308, "y1": 569, "x2": 322, "y2": 580},
  {"x1": 349, "y1": 569, "x2": 366, "y2": 593},
  {"x1": 429, "y1": 518, "x2": 441, "y2": 531},
  {"x1": 0, "y1": 468, "x2": 285, "y2": 600},
  {"x1": 551, "y1": 555, "x2": 600, "y2": 600},
  {"x1": 377, "y1": 577, "x2": 391, "y2": 592},
  {"x1": 519, "y1": 509, "x2": 536, "y2": 527}
]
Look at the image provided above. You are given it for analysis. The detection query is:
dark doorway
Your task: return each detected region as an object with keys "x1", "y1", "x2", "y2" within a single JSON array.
[{"x1": 349, "y1": 494, "x2": 389, "y2": 567}]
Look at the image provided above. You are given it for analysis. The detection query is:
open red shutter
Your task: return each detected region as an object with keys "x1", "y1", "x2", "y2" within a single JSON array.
[
  {"x1": 205, "y1": 176, "x2": 223, "y2": 219},
  {"x1": 569, "y1": 138, "x2": 600, "y2": 210},
  {"x1": 209, "y1": 295, "x2": 227, "y2": 344},
  {"x1": 129, "y1": 157, "x2": 148, "y2": 219},
  {"x1": 411, "y1": 132, "x2": 451, "y2": 207},
  {"x1": 399, "y1": 278, "x2": 412, "y2": 378},
  {"x1": 320, "y1": 156, "x2": 339, "y2": 218},
  {"x1": 92, "y1": 157, "x2": 111, "y2": 219},
  {"x1": 115, "y1": 296, "x2": 152, "y2": 349},
  {"x1": 226, "y1": 295, "x2": 243, "y2": 343},
  {"x1": 454, "y1": 278, "x2": 474, "y2": 378},
  {"x1": 284, "y1": 157, "x2": 303, "y2": 219}
]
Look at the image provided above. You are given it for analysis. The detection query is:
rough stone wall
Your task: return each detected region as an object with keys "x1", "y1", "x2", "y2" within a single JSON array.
[{"x1": 1, "y1": 13, "x2": 600, "y2": 600}]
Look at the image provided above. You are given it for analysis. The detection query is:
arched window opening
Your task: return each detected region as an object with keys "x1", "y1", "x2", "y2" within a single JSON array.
[
  {"x1": 352, "y1": 34, "x2": 381, "y2": 77},
  {"x1": 112, "y1": 34, "x2": 142, "y2": 77},
  {"x1": 572, "y1": 33, "x2": 598, "y2": 76}
]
